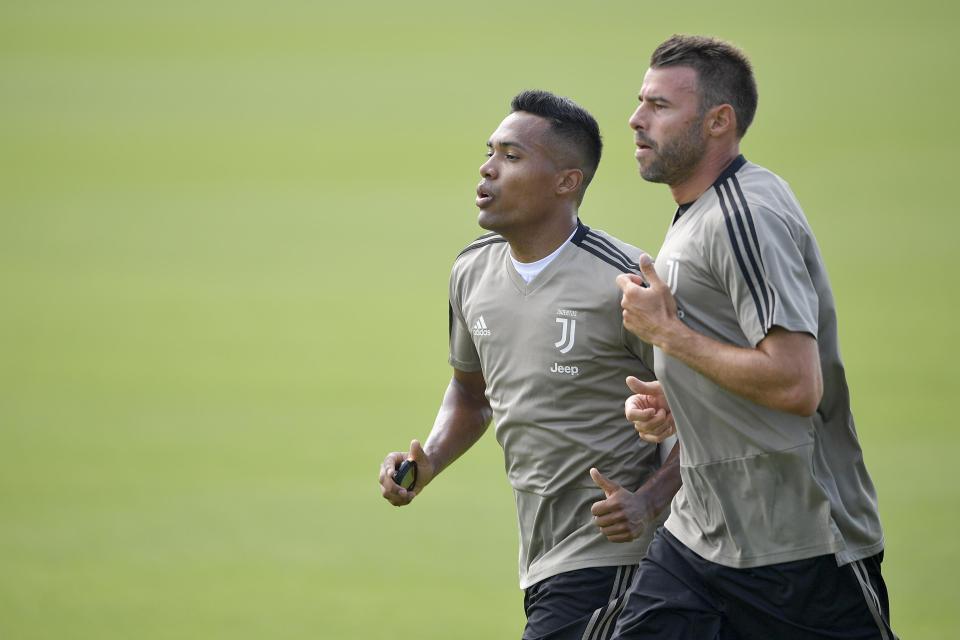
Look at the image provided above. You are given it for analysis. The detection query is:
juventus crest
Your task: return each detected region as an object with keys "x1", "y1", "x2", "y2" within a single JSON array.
[{"x1": 554, "y1": 314, "x2": 577, "y2": 354}]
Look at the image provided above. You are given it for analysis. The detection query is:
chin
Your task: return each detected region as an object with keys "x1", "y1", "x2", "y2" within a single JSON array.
[
  {"x1": 477, "y1": 209, "x2": 505, "y2": 232},
  {"x1": 639, "y1": 165, "x2": 667, "y2": 184}
]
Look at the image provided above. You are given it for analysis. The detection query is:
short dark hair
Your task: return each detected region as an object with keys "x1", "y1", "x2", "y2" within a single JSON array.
[
  {"x1": 510, "y1": 90, "x2": 603, "y2": 197},
  {"x1": 650, "y1": 35, "x2": 758, "y2": 138}
]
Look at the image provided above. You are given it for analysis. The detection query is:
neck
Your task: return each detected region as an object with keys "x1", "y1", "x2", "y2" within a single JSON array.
[
  {"x1": 668, "y1": 144, "x2": 741, "y2": 205},
  {"x1": 504, "y1": 210, "x2": 578, "y2": 263}
]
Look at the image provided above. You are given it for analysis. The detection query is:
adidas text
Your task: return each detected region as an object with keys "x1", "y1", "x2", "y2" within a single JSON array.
[{"x1": 472, "y1": 316, "x2": 491, "y2": 336}]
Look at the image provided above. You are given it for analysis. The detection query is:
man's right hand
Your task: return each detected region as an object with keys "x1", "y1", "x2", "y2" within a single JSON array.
[
  {"x1": 625, "y1": 376, "x2": 676, "y2": 443},
  {"x1": 379, "y1": 439, "x2": 436, "y2": 506}
]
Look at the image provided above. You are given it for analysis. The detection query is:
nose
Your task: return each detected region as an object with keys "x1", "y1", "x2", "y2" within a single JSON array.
[
  {"x1": 628, "y1": 105, "x2": 645, "y2": 131},
  {"x1": 480, "y1": 157, "x2": 497, "y2": 179}
]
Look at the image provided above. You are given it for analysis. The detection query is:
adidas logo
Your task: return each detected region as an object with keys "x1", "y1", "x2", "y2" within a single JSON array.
[{"x1": 472, "y1": 316, "x2": 492, "y2": 337}]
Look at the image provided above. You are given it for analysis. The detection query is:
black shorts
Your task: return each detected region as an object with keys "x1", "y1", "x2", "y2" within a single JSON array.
[
  {"x1": 612, "y1": 528, "x2": 897, "y2": 640},
  {"x1": 523, "y1": 565, "x2": 638, "y2": 640}
]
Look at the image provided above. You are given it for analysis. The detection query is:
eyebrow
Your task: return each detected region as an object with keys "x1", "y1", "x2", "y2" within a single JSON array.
[
  {"x1": 639, "y1": 94, "x2": 673, "y2": 106},
  {"x1": 486, "y1": 140, "x2": 527, "y2": 151}
]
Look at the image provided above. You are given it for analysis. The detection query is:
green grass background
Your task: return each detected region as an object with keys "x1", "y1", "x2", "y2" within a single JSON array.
[{"x1": 1, "y1": 1, "x2": 957, "y2": 637}]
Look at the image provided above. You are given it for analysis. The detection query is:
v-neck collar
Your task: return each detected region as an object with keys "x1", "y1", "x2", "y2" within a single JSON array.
[{"x1": 504, "y1": 220, "x2": 584, "y2": 295}]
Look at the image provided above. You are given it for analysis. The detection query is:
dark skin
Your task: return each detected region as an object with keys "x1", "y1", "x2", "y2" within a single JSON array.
[
  {"x1": 379, "y1": 367, "x2": 681, "y2": 543},
  {"x1": 590, "y1": 444, "x2": 681, "y2": 542},
  {"x1": 379, "y1": 369, "x2": 491, "y2": 506},
  {"x1": 379, "y1": 110, "x2": 681, "y2": 543},
  {"x1": 475, "y1": 111, "x2": 582, "y2": 261}
]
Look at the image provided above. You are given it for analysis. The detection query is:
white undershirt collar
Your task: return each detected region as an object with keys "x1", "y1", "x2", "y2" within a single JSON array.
[{"x1": 510, "y1": 227, "x2": 578, "y2": 283}]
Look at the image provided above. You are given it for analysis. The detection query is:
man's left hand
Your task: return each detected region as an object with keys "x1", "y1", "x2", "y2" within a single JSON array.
[{"x1": 589, "y1": 468, "x2": 657, "y2": 543}]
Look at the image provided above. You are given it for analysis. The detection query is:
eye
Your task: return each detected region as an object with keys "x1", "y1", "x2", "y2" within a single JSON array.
[
  {"x1": 485, "y1": 151, "x2": 493, "y2": 158},
  {"x1": 505, "y1": 153, "x2": 518, "y2": 160}
]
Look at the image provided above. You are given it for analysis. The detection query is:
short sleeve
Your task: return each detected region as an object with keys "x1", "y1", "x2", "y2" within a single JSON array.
[
  {"x1": 708, "y1": 202, "x2": 818, "y2": 347},
  {"x1": 447, "y1": 265, "x2": 482, "y2": 372},
  {"x1": 621, "y1": 321, "x2": 656, "y2": 381}
]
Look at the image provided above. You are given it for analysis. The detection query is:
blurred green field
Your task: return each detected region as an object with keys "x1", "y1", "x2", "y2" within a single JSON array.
[{"x1": 1, "y1": 1, "x2": 957, "y2": 638}]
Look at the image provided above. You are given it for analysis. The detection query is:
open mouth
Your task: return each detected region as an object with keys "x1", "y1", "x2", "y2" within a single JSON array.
[{"x1": 476, "y1": 185, "x2": 493, "y2": 208}]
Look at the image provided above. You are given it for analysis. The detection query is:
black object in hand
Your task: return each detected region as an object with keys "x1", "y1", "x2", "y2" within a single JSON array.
[{"x1": 394, "y1": 459, "x2": 417, "y2": 490}]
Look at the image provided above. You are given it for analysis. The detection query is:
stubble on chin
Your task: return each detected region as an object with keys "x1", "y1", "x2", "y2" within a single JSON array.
[
  {"x1": 639, "y1": 159, "x2": 668, "y2": 184},
  {"x1": 641, "y1": 137, "x2": 704, "y2": 185},
  {"x1": 638, "y1": 115, "x2": 707, "y2": 185}
]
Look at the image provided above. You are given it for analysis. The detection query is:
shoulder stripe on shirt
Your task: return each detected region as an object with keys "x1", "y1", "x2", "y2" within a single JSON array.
[
  {"x1": 576, "y1": 233, "x2": 641, "y2": 275},
  {"x1": 456, "y1": 234, "x2": 507, "y2": 258},
  {"x1": 716, "y1": 182, "x2": 767, "y2": 328},
  {"x1": 732, "y1": 175, "x2": 777, "y2": 322},
  {"x1": 722, "y1": 179, "x2": 772, "y2": 328},
  {"x1": 716, "y1": 179, "x2": 772, "y2": 331},
  {"x1": 584, "y1": 231, "x2": 638, "y2": 270},
  {"x1": 583, "y1": 233, "x2": 640, "y2": 273}
]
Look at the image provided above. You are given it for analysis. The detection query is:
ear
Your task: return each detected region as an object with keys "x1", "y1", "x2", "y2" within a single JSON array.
[
  {"x1": 705, "y1": 104, "x2": 736, "y2": 138},
  {"x1": 556, "y1": 168, "x2": 584, "y2": 198}
]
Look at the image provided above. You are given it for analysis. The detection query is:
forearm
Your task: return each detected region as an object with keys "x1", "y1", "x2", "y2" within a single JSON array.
[
  {"x1": 636, "y1": 441, "x2": 681, "y2": 515},
  {"x1": 655, "y1": 321, "x2": 822, "y2": 416},
  {"x1": 423, "y1": 376, "x2": 492, "y2": 476}
]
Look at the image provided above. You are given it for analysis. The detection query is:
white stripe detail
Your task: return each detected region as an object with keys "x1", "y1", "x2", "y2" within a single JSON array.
[
  {"x1": 589, "y1": 566, "x2": 636, "y2": 640},
  {"x1": 850, "y1": 560, "x2": 893, "y2": 640},
  {"x1": 581, "y1": 567, "x2": 626, "y2": 640},
  {"x1": 855, "y1": 560, "x2": 883, "y2": 615},
  {"x1": 610, "y1": 566, "x2": 624, "y2": 600},
  {"x1": 597, "y1": 594, "x2": 627, "y2": 640},
  {"x1": 588, "y1": 598, "x2": 619, "y2": 640},
  {"x1": 580, "y1": 606, "x2": 604, "y2": 640},
  {"x1": 598, "y1": 566, "x2": 635, "y2": 640}
]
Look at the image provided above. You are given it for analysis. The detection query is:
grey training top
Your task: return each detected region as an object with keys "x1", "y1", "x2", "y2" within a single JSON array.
[
  {"x1": 449, "y1": 222, "x2": 663, "y2": 588},
  {"x1": 654, "y1": 156, "x2": 884, "y2": 568}
]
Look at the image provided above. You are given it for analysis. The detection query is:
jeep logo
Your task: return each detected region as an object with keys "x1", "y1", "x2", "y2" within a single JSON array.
[{"x1": 550, "y1": 362, "x2": 580, "y2": 376}]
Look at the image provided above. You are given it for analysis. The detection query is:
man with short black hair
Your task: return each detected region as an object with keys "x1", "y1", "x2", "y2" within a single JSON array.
[
  {"x1": 612, "y1": 35, "x2": 896, "y2": 639},
  {"x1": 378, "y1": 90, "x2": 681, "y2": 640}
]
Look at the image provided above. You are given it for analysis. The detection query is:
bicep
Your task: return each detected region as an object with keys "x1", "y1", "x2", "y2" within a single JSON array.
[
  {"x1": 756, "y1": 327, "x2": 822, "y2": 412},
  {"x1": 756, "y1": 326, "x2": 818, "y2": 365},
  {"x1": 451, "y1": 368, "x2": 489, "y2": 406}
]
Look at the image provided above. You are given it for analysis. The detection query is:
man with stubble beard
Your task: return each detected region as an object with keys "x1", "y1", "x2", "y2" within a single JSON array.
[{"x1": 612, "y1": 35, "x2": 895, "y2": 640}]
